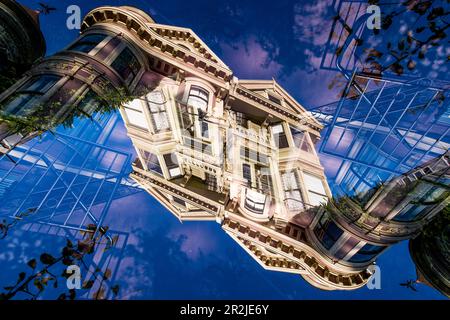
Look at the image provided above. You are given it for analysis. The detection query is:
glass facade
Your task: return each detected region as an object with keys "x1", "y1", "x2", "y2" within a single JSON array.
[
  {"x1": 393, "y1": 186, "x2": 448, "y2": 222},
  {"x1": 163, "y1": 153, "x2": 181, "y2": 178}
]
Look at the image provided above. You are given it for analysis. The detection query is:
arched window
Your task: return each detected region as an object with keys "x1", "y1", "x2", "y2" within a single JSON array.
[{"x1": 187, "y1": 86, "x2": 209, "y2": 111}]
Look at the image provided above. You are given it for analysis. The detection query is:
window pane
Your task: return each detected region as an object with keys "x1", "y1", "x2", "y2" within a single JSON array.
[
  {"x1": 348, "y1": 243, "x2": 386, "y2": 263},
  {"x1": 141, "y1": 150, "x2": 162, "y2": 175},
  {"x1": 147, "y1": 91, "x2": 170, "y2": 132},
  {"x1": 242, "y1": 163, "x2": 252, "y2": 186},
  {"x1": 201, "y1": 121, "x2": 209, "y2": 138},
  {"x1": 304, "y1": 173, "x2": 326, "y2": 195},
  {"x1": 111, "y1": 47, "x2": 141, "y2": 83},
  {"x1": 314, "y1": 216, "x2": 344, "y2": 250},
  {"x1": 69, "y1": 33, "x2": 107, "y2": 53},
  {"x1": 187, "y1": 86, "x2": 208, "y2": 111},
  {"x1": 291, "y1": 127, "x2": 312, "y2": 152},
  {"x1": 3, "y1": 75, "x2": 59, "y2": 116},
  {"x1": 124, "y1": 100, "x2": 148, "y2": 129}
]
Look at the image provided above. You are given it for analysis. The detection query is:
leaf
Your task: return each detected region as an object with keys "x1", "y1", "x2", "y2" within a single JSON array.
[
  {"x1": 33, "y1": 279, "x2": 44, "y2": 291},
  {"x1": 69, "y1": 289, "x2": 76, "y2": 300},
  {"x1": 111, "y1": 285, "x2": 120, "y2": 297},
  {"x1": 103, "y1": 269, "x2": 112, "y2": 280},
  {"x1": 82, "y1": 280, "x2": 95, "y2": 289},
  {"x1": 407, "y1": 59, "x2": 416, "y2": 70},
  {"x1": 416, "y1": 27, "x2": 425, "y2": 33},
  {"x1": 93, "y1": 286, "x2": 106, "y2": 300},
  {"x1": 40, "y1": 253, "x2": 56, "y2": 265},
  {"x1": 62, "y1": 257, "x2": 73, "y2": 266},
  {"x1": 27, "y1": 259, "x2": 37, "y2": 269},
  {"x1": 390, "y1": 63, "x2": 404, "y2": 76},
  {"x1": 17, "y1": 272, "x2": 26, "y2": 283},
  {"x1": 62, "y1": 246, "x2": 74, "y2": 257}
]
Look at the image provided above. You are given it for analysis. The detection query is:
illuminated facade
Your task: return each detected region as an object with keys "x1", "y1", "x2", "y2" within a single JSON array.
[{"x1": 0, "y1": 5, "x2": 448, "y2": 292}]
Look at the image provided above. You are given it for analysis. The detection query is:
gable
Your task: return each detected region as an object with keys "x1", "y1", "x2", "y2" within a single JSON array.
[{"x1": 147, "y1": 23, "x2": 230, "y2": 70}]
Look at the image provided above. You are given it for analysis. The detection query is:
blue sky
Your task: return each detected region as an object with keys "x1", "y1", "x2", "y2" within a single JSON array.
[{"x1": 0, "y1": 0, "x2": 447, "y2": 300}]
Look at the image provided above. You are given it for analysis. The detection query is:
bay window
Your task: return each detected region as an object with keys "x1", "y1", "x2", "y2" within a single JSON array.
[{"x1": 146, "y1": 91, "x2": 170, "y2": 133}]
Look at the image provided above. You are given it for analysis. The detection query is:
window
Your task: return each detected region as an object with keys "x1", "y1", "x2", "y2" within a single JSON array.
[
  {"x1": 236, "y1": 112, "x2": 248, "y2": 128},
  {"x1": 303, "y1": 173, "x2": 328, "y2": 206},
  {"x1": 141, "y1": 150, "x2": 162, "y2": 175},
  {"x1": 201, "y1": 121, "x2": 209, "y2": 138},
  {"x1": 77, "y1": 91, "x2": 106, "y2": 115},
  {"x1": 282, "y1": 171, "x2": 305, "y2": 211},
  {"x1": 163, "y1": 153, "x2": 182, "y2": 178},
  {"x1": 393, "y1": 186, "x2": 447, "y2": 222},
  {"x1": 173, "y1": 196, "x2": 186, "y2": 207},
  {"x1": 2, "y1": 75, "x2": 60, "y2": 116},
  {"x1": 268, "y1": 94, "x2": 281, "y2": 105},
  {"x1": 68, "y1": 33, "x2": 108, "y2": 53},
  {"x1": 290, "y1": 127, "x2": 312, "y2": 152},
  {"x1": 146, "y1": 91, "x2": 170, "y2": 133},
  {"x1": 244, "y1": 188, "x2": 266, "y2": 214},
  {"x1": 242, "y1": 163, "x2": 252, "y2": 187},
  {"x1": 183, "y1": 136, "x2": 212, "y2": 155},
  {"x1": 314, "y1": 215, "x2": 344, "y2": 250},
  {"x1": 124, "y1": 99, "x2": 148, "y2": 129},
  {"x1": 348, "y1": 243, "x2": 386, "y2": 263},
  {"x1": 240, "y1": 147, "x2": 268, "y2": 164},
  {"x1": 272, "y1": 124, "x2": 289, "y2": 149},
  {"x1": 111, "y1": 47, "x2": 141, "y2": 84},
  {"x1": 205, "y1": 173, "x2": 217, "y2": 191},
  {"x1": 187, "y1": 86, "x2": 209, "y2": 111}
]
